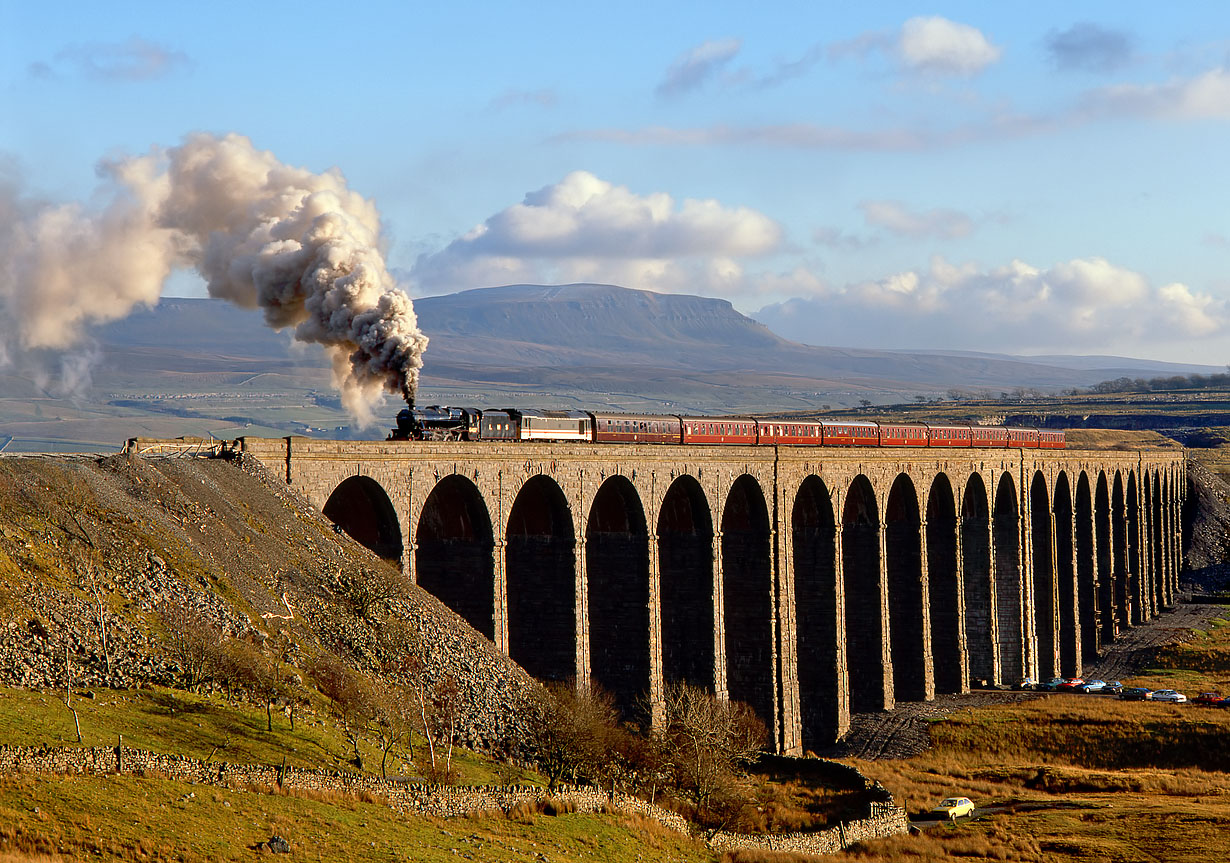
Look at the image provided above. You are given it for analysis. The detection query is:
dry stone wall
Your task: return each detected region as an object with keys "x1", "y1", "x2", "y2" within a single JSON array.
[{"x1": 1, "y1": 743, "x2": 908, "y2": 853}]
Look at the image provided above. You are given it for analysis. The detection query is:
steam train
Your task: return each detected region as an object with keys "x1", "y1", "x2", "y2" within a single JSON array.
[{"x1": 389, "y1": 406, "x2": 1066, "y2": 449}]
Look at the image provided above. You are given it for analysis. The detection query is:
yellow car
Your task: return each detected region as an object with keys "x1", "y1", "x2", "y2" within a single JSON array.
[{"x1": 931, "y1": 797, "x2": 976, "y2": 819}]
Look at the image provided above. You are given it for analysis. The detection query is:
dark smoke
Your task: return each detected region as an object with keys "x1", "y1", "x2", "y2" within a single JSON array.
[{"x1": 0, "y1": 132, "x2": 428, "y2": 421}]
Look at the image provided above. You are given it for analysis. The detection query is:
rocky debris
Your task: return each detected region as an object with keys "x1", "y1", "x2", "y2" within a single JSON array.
[
  {"x1": 0, "y1": 452, "x2": 539, "y2": 753},
  {"x1": 1183, "y1": 457, "x2": 1230, "y2": 592}
]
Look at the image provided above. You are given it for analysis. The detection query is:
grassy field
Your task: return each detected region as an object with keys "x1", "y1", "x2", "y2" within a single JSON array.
[
  {"x1": 7, "y1": 607, "x2": 1230, "y2": 862},
  {"x1": 0, "y1": 774, "x2": 710, "y2": 863},
  {"x1": 3, "y1": 606, "x2": 1229, "y2": 861},
  {"x1": 838, "y1": 606, "x2": 1230, "y2": 863},
  {"x1": 0, "y1": 685, "x2": 535, "y2": 787}
]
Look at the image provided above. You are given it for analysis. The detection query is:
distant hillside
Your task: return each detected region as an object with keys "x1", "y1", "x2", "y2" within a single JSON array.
[{"x1": 0, "y1": 283, "x2": 1222, "y2": 450}]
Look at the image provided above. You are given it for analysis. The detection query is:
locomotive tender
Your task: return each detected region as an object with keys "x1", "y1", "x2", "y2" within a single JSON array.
[{"x1": 391, "y1": 406, "x2": 1065, "y2": 449}]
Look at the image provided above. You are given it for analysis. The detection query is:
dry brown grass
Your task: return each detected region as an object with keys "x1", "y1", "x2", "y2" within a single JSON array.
[
  {"x1": 721, "y1": 849, "x2": 829, "y2": 863},
  {"x1": 1061, "y1": 429, "x2": 1181, "y2": 450},
  {"x1": 824, "y1": 614, "x2": 1230, "y2": 861}
]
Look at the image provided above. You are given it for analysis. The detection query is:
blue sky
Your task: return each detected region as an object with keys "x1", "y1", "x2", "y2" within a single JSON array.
[{"x1": 3, "y1": 1, "x2": 1229, "y2": 365}]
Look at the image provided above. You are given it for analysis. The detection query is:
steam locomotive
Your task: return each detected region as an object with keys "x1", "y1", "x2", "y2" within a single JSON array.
[{"x1": 390, "y1": 406, "x2": 1065, "y2": 449}]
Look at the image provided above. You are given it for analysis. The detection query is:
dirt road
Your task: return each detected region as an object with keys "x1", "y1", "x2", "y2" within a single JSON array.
[{"x1": 817, "y1": 602, "x2": 1226, "y2": 761}]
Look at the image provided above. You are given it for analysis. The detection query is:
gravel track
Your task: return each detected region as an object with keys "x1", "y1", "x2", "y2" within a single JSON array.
[{"x1": 819, "y1": 602, "x2": 1227, "y2": 762}]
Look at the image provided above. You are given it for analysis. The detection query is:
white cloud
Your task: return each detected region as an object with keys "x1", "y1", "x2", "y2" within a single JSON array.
[
  {"x1": 753, "y1": 255, "x2": 1229, "y2": 357},
  {"x1": 1083, "y1": 67, "x2": 1230, "y2": 119},
  {"x1": 656, "y1": 38, "x2": 742, "y2": 97},
  {"x1": 898, "y1": 16, "x2": 1001, "y2": 76},
  {"x1": 859, "y1": 200, "x2": 974, "y2": 239},
  {"x1": 412, "y1": 171, "x2": 781, "y2": 295}
]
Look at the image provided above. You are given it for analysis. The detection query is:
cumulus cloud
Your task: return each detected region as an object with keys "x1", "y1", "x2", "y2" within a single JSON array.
[
  {"x1": 859, "y1": 200, "x2": 974, "y2": 240},
  {"x1": 40, "y1": 36, "x2": 190, "y2": 82},
  {"x1": 898, "y1": 16, "x2": 1001, "y2": 76},
  {"x1": 1081, "y1": 66, "x2": 1230, "y2": 119},
  {"x1": 412, "y1": 171, "x2": 781, "y2": 296},
  {"x1": 656, "y1": 38, "x2": 742, "y2": 97},
  {"x1": 1046, "y1": 22, "x2": 1133, "y2": 73},
  {"x1": 753, "y1": 255, "x2": 1229, "y2": 357}
]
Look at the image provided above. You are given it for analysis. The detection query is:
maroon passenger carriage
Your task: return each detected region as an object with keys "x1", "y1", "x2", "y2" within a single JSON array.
[
  {"x1": 590, "y1": 411, "x2": 683, "y2": 444},
  {"x1": 819, "y1": 420, "x2": 879, "y2": 446},
  {"x1": 680, "y1": 416, "x2": 758, "y2": 445},
  {"x1": 878, "y1": 423, "x2": 930, "y2": 447}
]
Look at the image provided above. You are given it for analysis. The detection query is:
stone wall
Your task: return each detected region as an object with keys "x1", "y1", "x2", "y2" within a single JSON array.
[{"x1": 0, "y1": 743, "x2": 909, "y2": 853}]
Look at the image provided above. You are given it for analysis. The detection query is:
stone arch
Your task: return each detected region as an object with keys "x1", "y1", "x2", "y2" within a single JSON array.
[
  {"x1": 961, "y1": 474, "x2": 994, "y2": 686},
  {"x1": 324, "y1": 475, "x2": 403, "y2": 562},
  {"x1": 658, "y1": 475, "x2": 715, "y2": 691},
  {"x1": 886, "y1": 473, "x2": 927, "y2": 702},
  {"x1": 1127, "y1": 471, "x2": 1142, "y2": 625},
  {"x1": 414, "y1": 475, "x2": 495, "y2": 639},
  {"x1": 927, "y1": 474, "x2": 962, "y2": 694},
  {"x1": 993, "y1": 473, "x2": 1023, "y2": 683},
  {"x1": 506, "y1": 475, "x2": 576, "y2": 682},
  {"x1": 1095, "y1": 472, "x2": 1114, "y2": 643},
  {"x1": 1112, "y1": 472, "x2": 1128, "y2": 632},
  {"x1": 843, "y1": 475, "x2": 887, "y2": 713},
  {"x1": 721, "y1": 474, "x2": 774, "y2": 729},
  {"x1": 586, "y1": 475, "x2": 650, "y2": 719},
  {"x1": 793, "y1": 475, "x2": 842, "y2": 749},
  {"x1": 1054, "y1": 472, "x2": 1078, "y2": 677},
  {"x1": 1030, "y1": 471, "x2": 1056, "y2": 680},
  {"x1": 1151, "y1": 470, "x2": 1165, "y2": 614},
  {"x1": 1075, "y1": 472, "x2": 1098, "y2": 661}
]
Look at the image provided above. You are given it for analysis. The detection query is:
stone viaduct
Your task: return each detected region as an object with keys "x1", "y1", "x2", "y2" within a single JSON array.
[{"x1": 235, "y1": 436, "x2": 1185, "y2": 756}]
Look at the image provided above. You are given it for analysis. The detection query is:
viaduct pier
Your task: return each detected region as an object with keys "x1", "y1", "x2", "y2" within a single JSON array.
[{"x1": 225, "y1": 436, "x2": 1184, "y2": 755}]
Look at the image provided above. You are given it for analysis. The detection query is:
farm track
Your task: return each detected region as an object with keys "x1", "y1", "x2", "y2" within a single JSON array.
[{"x1": 821, "y1": 601, "x2": 1225, "y2": 761}]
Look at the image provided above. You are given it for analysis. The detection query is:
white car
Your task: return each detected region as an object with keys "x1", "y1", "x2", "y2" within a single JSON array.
[
  {"x1": 930, "y1": 796, "x2": 976, "y2": 819},
  {"x1": 1151, "y1": 689, "x2": 1188, "y2": 703}
]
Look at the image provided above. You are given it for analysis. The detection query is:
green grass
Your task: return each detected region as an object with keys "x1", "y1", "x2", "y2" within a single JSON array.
[
  {"x1": 0, "y1": 685, "x2": 539, "y2": 786},
  {"x1": 0, "y1": 773, "x2": 713, "y2": 863}
]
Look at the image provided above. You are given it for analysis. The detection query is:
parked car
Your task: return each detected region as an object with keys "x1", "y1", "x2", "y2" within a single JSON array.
[
  {"x1": 930, "y1": 797, "x2": 976, "y2": 820},
  {"x1": 1101, "y1": 680, "x2": 1123, "y2": 695},
  {"x1": 1076, "y1": 679, "x2": 1106, "y2": 693},
  {"x1": 1120, "y1": 687, "x2": 1153, "y2": 701},
  {"x1": 1151, "y1": 689, "x2": 1188, "y2": 703},
  {"x1": 1057, "y1": 677, "x2": 1086, "y2": 692},
  {"x1": 1040, "y1": 677, "x2": 1068, "y2": 691},
  {"x1": 1194, "y1": 692, "x2": 1225, "y2": 706},
  {"x1": 1014, "y1": 677, "x2": 1039, "y2": 691}
]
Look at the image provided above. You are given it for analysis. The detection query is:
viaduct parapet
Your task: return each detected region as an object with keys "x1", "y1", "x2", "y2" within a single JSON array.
[{"x1": 220, "y1": 436, "x2": 1183, "y2": 755}]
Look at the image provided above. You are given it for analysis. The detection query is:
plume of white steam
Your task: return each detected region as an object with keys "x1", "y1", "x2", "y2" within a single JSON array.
[{"x1": 0, "y1": 133, "x2": 428, "y2": 421}]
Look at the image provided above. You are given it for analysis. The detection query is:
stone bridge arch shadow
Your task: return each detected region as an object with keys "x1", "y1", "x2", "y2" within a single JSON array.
[
  {"x1": 722, "y1": 474, "x2": 774, "y2": 731},
  {"x1": 414, "y1": 475, "x2": 495, "y2": 640},
  {"x1": 506, "y1": 475, "x2": 576, "y2": 683},
  {"x1": 586, "y1": 475, "x2": 650, "y2": 720},
  {"x1": 323, "y1": 475, "x2": 404, "y2": 562},
  {"x1": 658, "y1": 475, "x2": 716, "y2": 693}
]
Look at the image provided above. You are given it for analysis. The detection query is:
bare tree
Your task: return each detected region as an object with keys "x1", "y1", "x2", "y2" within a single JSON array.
[
  {"x1": 367, "y1": 678, "x2": 414, "y2": 780},
  {"x1": 83, "y1": 563, "x2": 112, "y2": 677},
  {"x1": 309, "y1": 652, "x2": 374, "y2": 771},
  {"x1": 63, "y1": 642, "x2": 82, "y2": 744},
  {"x1": 526, "y1": 681, "x2": 621, "y2": 792},
  {"x1": 655, "y1": 683, "x2": 766, "y2": 832},
  {"x1": 158, "y1": 604, "x2": 222, "y2": 691}
]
